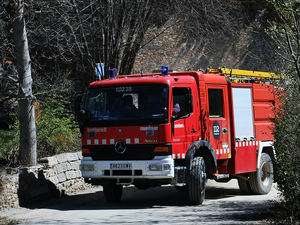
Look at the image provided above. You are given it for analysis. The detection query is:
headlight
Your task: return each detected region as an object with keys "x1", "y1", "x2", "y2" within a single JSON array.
[
  {"x1": 148, "y1": 164, "x2": 162, "y2": 171},
  {"x1": 163, "y1": 164, "x2": 171, "y2": 170},
  {"x1": 148, "y1": 163, "x2": 171, "y2": 171}
]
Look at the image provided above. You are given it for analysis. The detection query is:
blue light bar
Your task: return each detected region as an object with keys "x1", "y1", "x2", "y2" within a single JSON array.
[
  {"x1": 161, "y1": 66, "x2": 168, "y2": 75},
  {"x1": 108, "y1": 69, "x2": 116, "y2": 79}
]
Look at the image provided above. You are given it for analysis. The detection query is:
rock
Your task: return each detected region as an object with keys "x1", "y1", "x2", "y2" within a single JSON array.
[
  {"x1": 70, "y1": 161, "x2": 80, "y2": 171},
  {"x1": 53, "y1": 164, "x2": 62, "y2": 174},
  {"x1": 58, "y1": 173, "x2": 67, "y2": 183},
  {"x1": 46, "y1": 156, "x2": 58, "y2": 167},
  {"x1": 61, "y1": 162, "x2": 68, "y2": 172},
  {"x1": 44, "y1": 169, "x2": 55, "y2": 178},
  {"x1": 48, "y1": 176, "x2": 59, "y2": 185},
  {"x1": 77, "y1": 152, "x2": 83, "y2": 160},
  {"x1": 65, "y1": 171, "x2": 75, "y2": 180},
  {"x1": 66, "y1": 152, "x2": 79, "y2": 161},
  {"x1": 56, "y1": 154, "x2": 67, "y2": 163}
]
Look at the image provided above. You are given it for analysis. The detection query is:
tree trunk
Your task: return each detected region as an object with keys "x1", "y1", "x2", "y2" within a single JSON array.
[{"x1": 12, "y1": 0, "x2": 37, "y2": 166}]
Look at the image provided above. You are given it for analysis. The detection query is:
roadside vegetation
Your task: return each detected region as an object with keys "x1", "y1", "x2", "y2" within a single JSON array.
[
  {"x1": 0, "y1": 216, "x2": 19, "y2": 225},
  {"x1": 268, "y1": 0, "x2": 300, "y2": 224},
  {"x1": 0, "y1": 87, "x2": 80, "y2": 166}
]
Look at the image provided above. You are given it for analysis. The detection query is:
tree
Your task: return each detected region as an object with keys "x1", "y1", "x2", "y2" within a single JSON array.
[
  {"x1": 10, "y1": 0, "x2": 37, "y2": 166},
  {"x1": 269, "y1": 0, "x2": 300, "y2": 83},
  {"x1": 21, "y1": 0, "x2": 170, "y2": 85},
  {"x1": 267, "y1": 0, "x2": 300, "y2": 223}
]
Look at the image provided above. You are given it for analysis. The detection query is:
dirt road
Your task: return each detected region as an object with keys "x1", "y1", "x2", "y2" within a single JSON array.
[{"x1": 1, "y1": 180, "x2": 279, "y2": 225}]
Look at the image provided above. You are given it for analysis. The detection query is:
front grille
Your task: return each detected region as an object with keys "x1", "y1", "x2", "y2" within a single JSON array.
[
  {"x1": 104, "y1": 169, "x2": 143, "y2": 176},
  {"x1": 112, "y1": 170, "x2": 132, "y2": 176},
  {"x1": 88, "y1": 145, "x2": 155, "y2": 160}
]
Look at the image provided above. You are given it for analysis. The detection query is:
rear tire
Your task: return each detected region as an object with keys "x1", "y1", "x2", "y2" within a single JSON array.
[
  {"x1": 103, "y1": 182, "x2": 123, "y2": 203},
  {"x1": 238, "y1": 178, "x2": 252, "y2": 194},
  {"x1": 249, "y1": 153, "x2": 273, "y2": 194},
  {"x1": 188, "y1": 157, "x2": 206, "y2": 205}
]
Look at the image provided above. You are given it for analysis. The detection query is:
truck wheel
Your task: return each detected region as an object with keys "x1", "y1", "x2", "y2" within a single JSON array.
[
  {"x1": 188, "y1": 157, "x2": 206, "y2": 205},
  {"x1": 103, "y1": 182, "x2": 123, "y2": 203},
  {"x1": 249, "y1": 153, "x2": 273, "y2": 194},
  {"x1": 175, "y1": 185, "x2": 188, "y2": 192},
  {"x1": 237, "y1": 178, "x2": 252, "y2": 194}
]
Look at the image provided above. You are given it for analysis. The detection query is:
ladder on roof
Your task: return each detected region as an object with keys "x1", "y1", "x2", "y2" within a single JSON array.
[{"x1": 207, "y1": 68, "x2": 282, "y2": 80}]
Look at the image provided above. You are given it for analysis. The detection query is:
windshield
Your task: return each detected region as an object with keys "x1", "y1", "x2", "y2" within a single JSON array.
[{"x1": 86, "y1": 84, "x2": 169, "y2": 125}]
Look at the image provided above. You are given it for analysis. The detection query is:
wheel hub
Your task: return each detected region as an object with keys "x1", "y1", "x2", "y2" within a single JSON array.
[{"x1": 261, "y1": 162, "x2": 271, "y2": 186}]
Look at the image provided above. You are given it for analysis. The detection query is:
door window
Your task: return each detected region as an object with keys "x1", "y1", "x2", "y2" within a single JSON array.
[
  {"x1": 172, "y1": 87, "x2": 193, "y2": 119},
  {"x1": 208, "y1": 89, "x2": 223, "y2": 118}
]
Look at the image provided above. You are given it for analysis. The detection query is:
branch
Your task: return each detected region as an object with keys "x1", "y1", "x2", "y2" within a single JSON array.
[{"x1": 284, "y1": 26, "x2": 300, "y2": 83}]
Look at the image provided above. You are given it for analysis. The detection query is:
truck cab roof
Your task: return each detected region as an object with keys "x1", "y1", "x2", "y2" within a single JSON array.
[{"x1": 89, "y1": 71, "x2": 227, "y2": 88}]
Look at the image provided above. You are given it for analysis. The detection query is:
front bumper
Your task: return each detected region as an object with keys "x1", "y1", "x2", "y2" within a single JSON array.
[{"x1": 80, "y1": 155, "x2": 174, "y2": 179}]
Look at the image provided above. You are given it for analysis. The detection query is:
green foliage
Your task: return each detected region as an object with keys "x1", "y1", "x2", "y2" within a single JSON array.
[
  {"x1": 267, "y1": 1, "x2": 300, "y2": 223},
  {"x1": 0, "y1": 87, "x2": 80, "y2": 164},
  {"x1": 273, "y1": 81, "x2": 300, "y2": 224},
  {"x1": 0, "y1": 216, "x2": 19, "y2": 225},
  {"x1": 0, "y1": 120, "x2": 19, "y2": 165},
  {"x1": 35, "y1": 89, "x2": 80, "y2": 158}
]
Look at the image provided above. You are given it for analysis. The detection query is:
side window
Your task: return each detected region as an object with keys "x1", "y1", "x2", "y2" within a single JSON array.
[
  {"x1": 172, "y1": 87, "x2": 193, "y2": 118},
  {"x1": 208, "y1": 89, "x2": 223, "y2": 118}
]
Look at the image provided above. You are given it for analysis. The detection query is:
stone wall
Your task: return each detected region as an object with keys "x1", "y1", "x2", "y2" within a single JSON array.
[
  {"x1": 0, "y1": 168, "x2": 19, "y2": 209},
  {"x1": 0, "y1": 152, "x2": 91, "y2": 210}
]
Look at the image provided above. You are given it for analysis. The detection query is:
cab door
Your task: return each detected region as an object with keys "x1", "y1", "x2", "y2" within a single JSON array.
[
  {"x1": 171, "y1": 84, "x2": 200, "y2": 159},
  {"x1": 206, "y1": 85, "x2": 231, "y2": 160}
]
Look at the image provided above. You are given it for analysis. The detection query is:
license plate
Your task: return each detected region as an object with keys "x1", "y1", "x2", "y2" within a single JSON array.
[{"x1": 110, "y1": 163, "x2": 132, "y2": 170}]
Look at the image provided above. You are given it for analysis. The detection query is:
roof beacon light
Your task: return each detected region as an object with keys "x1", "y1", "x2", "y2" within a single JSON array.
[
  {"x1": 161, "y1": 66, "x2": 168, "y2": 76},
  {"x1": 108, "y1": 69, "x2": 116, "y2": 79}
]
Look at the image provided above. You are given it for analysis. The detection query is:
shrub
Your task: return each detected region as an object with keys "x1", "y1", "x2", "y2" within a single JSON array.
[
  {"x1": 0, "y1": 88, "x2": 81, "y2": 164},
  {"x1": 0, "y1": 122, "x2": 19, "y2": 166},
  {"x1": 274, "y1": 81, "x2": 300, "y2": 224},
  {"x1": 35, "y1": 90, "x2": 80, "y2": 158}
]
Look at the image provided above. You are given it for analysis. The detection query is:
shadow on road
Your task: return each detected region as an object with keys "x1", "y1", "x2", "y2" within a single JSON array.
[
  {"x1": 24, "y1": 184, "x2": 250, "y2": 211},
  {"x1": 15, "y1": 184, "x2": 277, "y2": 224}
]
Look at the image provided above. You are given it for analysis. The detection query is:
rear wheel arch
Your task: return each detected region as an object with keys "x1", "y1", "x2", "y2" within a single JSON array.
[
  {"x1": 257, "y1": 141, "x2": 275, "y2": 169},
  {"x1": 262, "y1": 146, "x2": 275, "y2": 162}
]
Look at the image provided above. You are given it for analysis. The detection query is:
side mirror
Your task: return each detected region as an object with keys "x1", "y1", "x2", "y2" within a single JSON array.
[
  {"x1": 171, "y1": 115, "x2": 176, "y2": 122},
  {"x1": 79, "y1": 109, "x2": 86, "y2": 115},
  {"x1": 74, "y1": 94, "x2": 83, "y2": 113},
  {"x1": 72, "y1": 92, "x2": 86, "y2": 122}
]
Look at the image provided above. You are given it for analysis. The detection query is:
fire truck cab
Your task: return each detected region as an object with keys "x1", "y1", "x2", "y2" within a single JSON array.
[{"x1": 76, "y1": 67, "x2": 279, "y2": 204}]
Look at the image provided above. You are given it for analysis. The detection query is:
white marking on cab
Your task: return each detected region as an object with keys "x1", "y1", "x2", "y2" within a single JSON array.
[
  {"x1": 87, "y1": 128, "x2": 107, "y2": 133},
  {"x1": 174, "y1": 124, "x2": 184, "y2": 128},
  {"x1": 140, "y1": 127, "x2": 158, "y2": 131}
]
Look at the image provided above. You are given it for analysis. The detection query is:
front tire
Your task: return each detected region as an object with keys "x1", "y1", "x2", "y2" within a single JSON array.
[
  {"x1": 103, "y1": 182, "x2": 123, "y2": 203},
  {"x1": 175, "y1": 185, "x2": 188, "y2": 192},
  {"x1": 249, "y1": 153, "x2": 273, "y2": 194},
  {"x1": 188, "y1": 157, "x2": 206, "y2": 205}
]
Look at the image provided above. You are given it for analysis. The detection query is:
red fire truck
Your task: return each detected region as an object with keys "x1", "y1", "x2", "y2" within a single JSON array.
[{"x1": 76, "y1": 67, "x2": 279, "y2": 204}]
